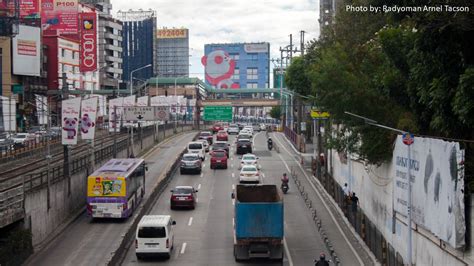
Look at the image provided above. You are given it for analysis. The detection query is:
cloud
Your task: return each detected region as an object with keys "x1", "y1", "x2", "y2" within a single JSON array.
[{"x1": 113, "y1": 0, "x2": 320, "y2": 81}]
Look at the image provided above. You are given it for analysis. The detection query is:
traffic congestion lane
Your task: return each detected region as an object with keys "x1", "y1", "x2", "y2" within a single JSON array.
[{"x1": 26, "y1": 132, "x2": 197, "y2": 266}]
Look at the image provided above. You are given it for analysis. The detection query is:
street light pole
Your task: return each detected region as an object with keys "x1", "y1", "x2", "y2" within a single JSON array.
[
  {"x1": 344, "y1": 111, "x2": 413, "y2": 265},
  {"x1": 174, "y1": 77, "x2": 178, "y2": 133},
  {"x1": 129, "y1": 64, "x2": 152, "y2": 157}
]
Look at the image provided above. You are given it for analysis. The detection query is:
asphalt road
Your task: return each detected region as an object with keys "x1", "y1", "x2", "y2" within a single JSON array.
[
  {"x1": 121, "y1": 132, "x2": 333, "y2": 266},
  {"x1": 25, "y1": 132, "x2": 197, "y2": 266}
]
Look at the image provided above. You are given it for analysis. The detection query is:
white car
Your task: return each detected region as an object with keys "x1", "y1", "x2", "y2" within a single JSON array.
[
  {"x1": 228, "y1": 125, "x2": 239, "y2": 135},
  {"x1": 239, "y1": 153, "x2": 260, "y2": 169},
  {"x1": 243, "y1": 126, "x2": 254, "y2": 134},
  {"x1": 136, "y1": 215, "x2": 176, "y2": 260},
  {"x1": 187, "y1": 141, "x2": 206, "y2": 161},
  {"x1": 260, "y1": 124, "x2": 266, "y2": 131},
  {"x1": 12, "y1": 133, "x2": 35, "y2": 145},
  {"x1": 239, "y1": 165, "x2": 260, "y2": 183},
  {"x1": 197, "y1": 139, "x2": 210, "y2": 152}
]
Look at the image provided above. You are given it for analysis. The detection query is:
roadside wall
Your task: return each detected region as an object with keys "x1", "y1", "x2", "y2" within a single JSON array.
[
  {"x1": 329, "y1": 149, "x2": 468, "y2": 265},
  {"x1": 24, "y1": 124, "x2": 192, "y2": 248}
]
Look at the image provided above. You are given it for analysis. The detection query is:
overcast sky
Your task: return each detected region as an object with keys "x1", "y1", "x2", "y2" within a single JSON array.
[{"x1": 112, "y1": 0, "x2": 320, "y2": 82}]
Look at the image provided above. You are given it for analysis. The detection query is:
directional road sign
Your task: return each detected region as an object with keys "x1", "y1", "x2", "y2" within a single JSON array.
[
  {"x1": 124, "y1": 107, "x2": 156, "y2": 121},
  {"x1": 203, "y1": 106, "x2": 232, "y2": 121}
]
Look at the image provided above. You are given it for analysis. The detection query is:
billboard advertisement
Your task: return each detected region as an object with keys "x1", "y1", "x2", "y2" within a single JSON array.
[
  {"x1": 12, "y1": 25, "x2": 41, "y2": 77},
  {"x1": 61, "y1": 97, "x2": 81, "y2": 145},
  {"x1": 201, "y1": 49, "x2": 238, "y2": 89},
  {"x1": 41, "y1": 0, "x2": 79, "y2": 35},
  {"x1": 87, "y1": 176, "x2": 126, "y2": 197},
  {"x1": 244, "y1": 43, "x2": 268, "y2": 53},
  {"x1": 80, "y1": 97, "x2": 97, "y2": 140},
  {"x1": 0, "y1": 0, "x2": 40, "y2": 18},
  {"x1": 157, "y1": 28, "x2": 188, "y2": 39},
  {"x1": 79, "y1": 12, "x2": 97, "y2": 72},
  {"x1": 393, "y1": 135, "x2": 465, "y2": 248}
]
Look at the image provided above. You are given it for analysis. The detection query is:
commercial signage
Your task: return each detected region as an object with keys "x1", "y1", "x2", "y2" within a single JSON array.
[
  {"x1": 203, "y1": 106, "x2": 232, "y2": 121},
  {"x1": 41, "y1": 0, "x2": 79, "y2": 35},
  {"x1": 88, "y1": 176, "x2": 126, "y2": 197},
  {"x1": 79, "y1": 12, "x2": 97, "y2": 72},
  {"x1": 61, "y1": 97, "x2": 81, "y2": 145},
  {"x1": 392, "y1": 135, "x2": 465, "y2": 248},
  {"x1": 310, "y1": 110, "x2": 330, "y2": 119},
  {"x1": 80, "y1": 97, "x2": 98, "y2": 139},
  {"x1": 244, "y1": 43, "x2": 268, "y2": 53},
  {"x1": 0, "y1": 0, "x2": 40, "y2": 18},
  {"x1": 12, "y1": 25, "x2": 41, "y2": 77},
  {"x1": 123, "y1": 107, "x2": 156, "y2": 121},
  {"x1": 157, "y1": 28, "x2": 187, "y2": 39}
]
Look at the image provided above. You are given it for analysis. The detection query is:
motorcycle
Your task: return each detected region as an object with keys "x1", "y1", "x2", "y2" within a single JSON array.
[
  {"x1": 281, "y1": 181, "x2": 289, "y2": 194},
  {"x1": 268, "y1": 142, "x2": 273, "y2": 150}
]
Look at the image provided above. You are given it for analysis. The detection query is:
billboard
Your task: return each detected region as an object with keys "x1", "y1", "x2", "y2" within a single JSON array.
[
  {"x1": 201, "y1": 49, "x2": 238, "y2": 89},
  {"x1": 41, "y1": 0, "x2": 79, "y2": 35},
  {"x1": 0, "y1": 0, "x2": 40, "y2": 18},
  {"x1": 79, "y1": 12, "x2": 97, "y2": 72},
  {"x1": 12, "y1": 25, "x2": 41, "y2": 77},
  {"x1": 393, "y1": 135, "x2": 465, "y2": 248},
  {"x1": 157, "y1": 28, "x2": 188, "y2": 39},
  {"x1": 244, "y1": 43, "x2": 268, "y2": 53}
]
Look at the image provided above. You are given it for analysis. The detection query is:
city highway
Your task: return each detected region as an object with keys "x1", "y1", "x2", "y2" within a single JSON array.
[
  {"x1": 121, "y1": 132, "x2": 333, "y2": 265},
  {"x1": 25, "y1": 132, "x2": 197, "y2": 266}
]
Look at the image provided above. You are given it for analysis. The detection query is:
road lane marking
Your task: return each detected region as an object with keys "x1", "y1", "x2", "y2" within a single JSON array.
[
  {"x1": 231, "y1": 164, "x2": 234, "y2": 168},
  {"x1": 231, "y1": 173, "x2": 235, "y2": 178},
  {"x1": 231, "y1": 157, "x2": 234, "y2": 161},
  {"x1": 196, "y1": 198, "x2": 199, "y2": 202},
  {"x1": 188, "y1": 217, "x2": 193, "y2": 226},
  {"x1": 232, "y1": 199, "x2": 235, "y2": 205},
  {"x1": 275, "y1": 136, "x2": 365, "y2": 266},
  {"x1": 283, "y1": 237, "x2": 294, "y2": 266},
  {"x1": 262, "y1": 173, "x2": 265, "y2": 179},
  {"x1": 180, "y1": 242, "x2": 187, "y2": 254},
  {"x1": 202, "y1": 163, "x2": 206, "y2": 168},
  {"x1": 200, "y1": 173, "x2": 203, "y2": 178},
  {"x1": 232, "y1": 184, "x2": 235, "y2": 190},
  {"x1": 232, "y1": 217, "x2": 235, "y2": 226},
  {"x1": 197, "y1": 184, "x2": 201, "y2": 190}
]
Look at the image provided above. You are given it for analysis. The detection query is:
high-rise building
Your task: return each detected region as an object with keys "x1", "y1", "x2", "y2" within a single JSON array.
[
  {"x1": 80, "y1": 0, "x2": 123, "y2": 90},
  {"x1": 203, "y1": 42, "x2": 270, "y2": 93},
  {"x1": 117, "y1": 9, "x2": 156, "y2": 84},
  {"x1": 156, "y1": 28, "x2": 189, "y2": 77},
  {"x1": 319, "y1": 0, "x2": 343, "y2": 33}
]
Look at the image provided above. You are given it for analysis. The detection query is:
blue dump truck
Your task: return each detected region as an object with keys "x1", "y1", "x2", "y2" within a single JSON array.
[{"x1": 232, "y1": 184, "x2": 284, "y2": 261}]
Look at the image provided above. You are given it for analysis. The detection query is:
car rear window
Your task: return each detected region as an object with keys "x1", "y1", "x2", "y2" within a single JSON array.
[
  {"x1": 183, "y1": 155, "x2": 198, "y2": 161},
  {"x1": 138, "y1": 227, "x2": 166, "y2": 238},
  {"x1": 238, "y1": 140, "x2": 251, "y2": 144},
  {"x1": 174, "y1": 188, "x2": 193, "y2": 194},
  {"x1": 188, "y1": 143, "x2": 202, "y2": 149},
  {"x1": 242, "y1": 155, "x2": 255, "y2": 160},
  {"x1": 213, "y1": 152, "x2": 226, "y2": 158},
  {"x1": 242, "y1": 166, "x2": 257, "y2": 172}
]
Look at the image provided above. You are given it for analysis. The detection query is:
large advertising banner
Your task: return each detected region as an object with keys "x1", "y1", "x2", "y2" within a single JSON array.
[
  {"x1": 136, "y1": 96, "x2": 149, "y2": 106},
  {"x1": 41, "y1": 0, "x2": 79, "y2": 35},
  {"x1": 35, "y1": 94, "x2": 48, "y2": 125},
  {"x1": 0, "y1": 0, "x2": 40, "y2": 18},
  {"x1": 108, "y1": 97, "x2": 123, "y2": 133},
  {"x1": 61, "y1": 97, "x2": 81, "y2": 145},
  {"x1": 87, "y1": 176, "x2": 126, "y2": 197},
  {"x1": 80, "y1": 97, "x2": 97, "y2": 139},
  {"x1": 13, "y1": 25, "x2": 41, "y2": 77},
  {"x1": 393, "y1": 135, "x2": 465, "y2": 248},
  {"x1": 157, "y1": 28, "x2": 188, "y2": 39},
  {"x1": 79, "y1": 12, "x2": 97, "y2": 72},
  {"x1": 202, "y1": 49, "x2": 238, "y2": 89}
]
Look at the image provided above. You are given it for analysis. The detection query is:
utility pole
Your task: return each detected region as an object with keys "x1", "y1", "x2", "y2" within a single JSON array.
[
  {"x1": 61, "y1": 73, "x2": 71, "y2": 195},
  {"x1": 289, "y1": 34, "x2": 293, "y2": 63}
]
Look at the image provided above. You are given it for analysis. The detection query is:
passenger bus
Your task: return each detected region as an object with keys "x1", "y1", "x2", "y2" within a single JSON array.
[{"x1": 87, "y1": 158, "x2": 146, "y2": 218}]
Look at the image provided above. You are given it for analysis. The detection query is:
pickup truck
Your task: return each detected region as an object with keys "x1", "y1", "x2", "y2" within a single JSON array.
[{"x1": 232, "y1": 184, "x2": 284, "y2": 261}]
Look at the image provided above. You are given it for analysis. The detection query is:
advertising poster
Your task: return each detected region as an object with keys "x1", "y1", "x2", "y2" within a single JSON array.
[
  {"x1": 61, "y1": 97, "x2": 81, "y2": 145},
  {"x1": 157, "y1": 28, "x2": 188, "y2": 39},
  {"x1": 41, "y1": 0, "x2": 79, "y2": 35},
  {"x1": 108, "y1": 97, "x2": 123, "y2": 133},
  {"x1": 87, "y1": 176, "x2": 126, "y2": 197},
  {"x1": 13, "y1": 25, "x2": 41, "y2": 77},
  {"x1": 1, "y1": 0, "x2": 40, "y2": 18},
  {"x1": 80, "y1": 97, "x2": 97, "y2": 139},
  {"x1": 79, "y1": 12, "x2": 97, "y2": 72},
  {"x1": 136, "y1": 96, "x2": 149, "y2": 106},
  {"x1": 0, "y1": 97, "x2": 17, "y2": 132},
  {"x1": 393, "y1": 135, "x2": 465, "y2": 248}
]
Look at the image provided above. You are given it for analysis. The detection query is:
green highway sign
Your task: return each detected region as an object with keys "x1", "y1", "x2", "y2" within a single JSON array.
[{"x1": 204, "y1": 106, "x2": 232, "y2": 121}]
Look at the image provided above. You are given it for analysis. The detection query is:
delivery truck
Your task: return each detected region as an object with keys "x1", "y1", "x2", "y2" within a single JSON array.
[{"x1": 232, "y1": 184, "x2": 284, "y2": 261}]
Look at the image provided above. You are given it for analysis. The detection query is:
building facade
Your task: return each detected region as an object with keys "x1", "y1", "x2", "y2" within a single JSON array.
[
  {"x1": 118, "y1": 10, "x2": 156, "y2": 84},
  {"x1": 203, "y1": 42, "x2": 270, "y2": 92},
  {"x1": 156, "y1": 28, "x2": 189, "y2": 77}
]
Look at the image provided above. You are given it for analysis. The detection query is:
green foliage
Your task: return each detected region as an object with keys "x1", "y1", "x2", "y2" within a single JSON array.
[
  {"x1": 269, "y1": 105, "x2": 281, "y2": 120},
  {"x1": 285, "y1": 0, "x2": 474, "y2": 164}
]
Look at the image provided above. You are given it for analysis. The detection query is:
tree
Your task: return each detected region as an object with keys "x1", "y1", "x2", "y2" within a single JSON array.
[{"x1": 269, "y1": 106, "x2": 281, "y2": 120}]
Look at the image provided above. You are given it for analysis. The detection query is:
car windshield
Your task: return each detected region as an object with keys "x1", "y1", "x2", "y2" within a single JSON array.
[
  {"x1": 242, "y1": 155, "x2": 255, "y2": 160},
  {"x1": 174, "y1": 187, "x2": 193, "y2": 194},
  {"x1": 242, "y1": 166, "x2": 257, "y2": 172},
  {"x1": 138, "y1": 227, "x2": 166, "y2": 238},
  {"x1": 189, "y1": 143, "x2": 203, "y2": 149},
  {"x1": 200, "y1": 132, "x2": 211, "y2": 136},
  {"x1": 238, "y1": 140, "x2": 251, "y2": 144},
  {"x1": 212, "y1": 151, "x2": 226, "y2": 158},
  {"x1": 182, "y1": 155, "x2": 198, "y2": 161}
]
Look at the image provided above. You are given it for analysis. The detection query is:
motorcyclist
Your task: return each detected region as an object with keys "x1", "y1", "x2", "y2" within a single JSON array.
[
  {"x1": 314, "y1": 252, "x2": 329, "y2": 266},
  {"x1": 267, "y1": 137, "x2": 273, "y2": 145},
  {"x1": 281, "y1": 173, "x2": 289, "y2": 184}
]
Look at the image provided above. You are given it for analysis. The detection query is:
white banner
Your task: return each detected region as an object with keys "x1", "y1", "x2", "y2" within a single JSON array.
[
  {"x1": 150, "y1": 96, "x2": 168, "y2": 107},
  {"x1": 137, "y1": 96, "x2": 149, "y2": 106},
  {"x1": 13, "y1": 25, "x2": 41, "y2": 77},
  {"x1": 61, "y1": 98, "x2": 81, "y2": 145},
  {"x1": 108, "y1": 97, "x2": 123, "y2": 133},
  {"x1": 35, "y1": 94, "x2": 48, "y2": 125},
  {"x1": 80, "y1": 97, "x2": 98, "y2": 139},
  {"x1": 88, "y1": 94, "x2": 105, "y2": 117},
  {"x1": 123, "y1": 95, "x2": 136, "y2": 106},
  {"x1": 0, "y1": 97, "x2": 17, "y2": 132},
  {"x1": 393, "y1": 135, "x2": 465, "y2": 248}
]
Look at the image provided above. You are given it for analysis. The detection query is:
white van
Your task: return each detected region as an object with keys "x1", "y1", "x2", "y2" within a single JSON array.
[
  {"x1": 136, "y1": 215, "x2": 176, "y2": 259},
  {"x1": 187, "y1": 141, "x2": 205, "y2": 161}
]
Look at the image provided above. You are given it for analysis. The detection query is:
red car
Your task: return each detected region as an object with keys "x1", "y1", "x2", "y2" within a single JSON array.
[
  {"x1": 211, "y1": 123, "x2": 224, "y2": 134},
  {"x1": 170, "y1": 186, "x2": 198, "y2": 210},
  {"x1": 210, "y1": 150, "x2": 228, "y2": 169},
  {"x1": 216, "y1": 130, "x2": 228, "y2": 141}
]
